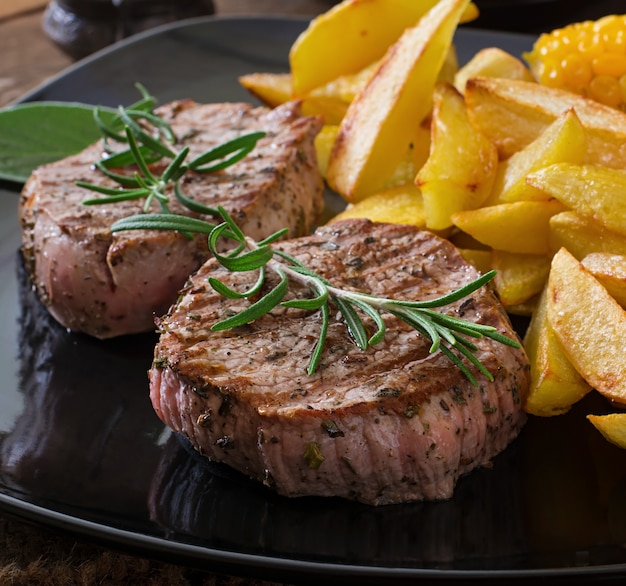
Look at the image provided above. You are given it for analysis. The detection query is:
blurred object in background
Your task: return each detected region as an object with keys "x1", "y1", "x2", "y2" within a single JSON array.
[
  {"x1": 42, "y1": 0, "x2": 215, "y2": 60},
  {"x1": 469, "y1": 0, "x2": 626, "y2": 33}
]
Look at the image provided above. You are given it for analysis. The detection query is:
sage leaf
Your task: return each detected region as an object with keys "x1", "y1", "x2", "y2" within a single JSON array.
[{"x1": 0, "y1": 102, "x2": 116, "y2": 184}]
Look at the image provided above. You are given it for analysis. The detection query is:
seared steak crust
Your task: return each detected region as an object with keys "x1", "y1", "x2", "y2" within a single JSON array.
[
  {"x1": 19, "y1": 100, "x2": 323, "y2": 338},
  {"x1": 150, "y1": 219, "x2": 530, "y2": 505}
]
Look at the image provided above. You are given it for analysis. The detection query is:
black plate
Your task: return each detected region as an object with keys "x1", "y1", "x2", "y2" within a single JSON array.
[{"x1": 2, "y1": 15, "x2": 626, "y2": 585}]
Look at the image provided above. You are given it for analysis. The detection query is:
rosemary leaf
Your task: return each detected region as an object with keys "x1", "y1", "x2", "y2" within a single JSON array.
[
  {"x1": 173, "y1": 182, "x2": 219, "y2": 217},
  {"x1": 188, "y1": 131, "x2": 266, "y2": 172},
  {"x1": 391, "y1": 270, "x2": 497, "y2": 309},
  {"x1": 345, "y1": 296, "x2": 386, "y2": 345},
  {"x1": 212, "y1": 245, "x2": 274, "y2": 273},
  {"x1": 333, "y1": 296, "x2": 369, "y2": 350},
  {"x1": 208, "y1": 266, "x2": 265, "y2": 300},
  {"x1": 282, "y1": 278, "x2": 329, "y2": 311},
  {"x1": 111, "y1": 213, "x2": 216, "y2": 234},
  {"x1": 439, "y1": 345, "x2": 478, "y2": 386},
  {"x1": 388, "y1": 307, "x2": 444, "y2": 353},
  {"x1": 257, "y1": 228, "x2": 290, "y2": 246},
  {"x1": 211, "y1": 268, "x2": 289, "y2": 331},
  {"x1": 308, "y1": 302, "x2": 330, "y2": 375}
]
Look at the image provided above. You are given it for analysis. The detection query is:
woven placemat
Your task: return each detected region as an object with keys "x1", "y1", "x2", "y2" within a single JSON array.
[{"x1": 0, "y1": 513, "x2": 289, "y2": 586}]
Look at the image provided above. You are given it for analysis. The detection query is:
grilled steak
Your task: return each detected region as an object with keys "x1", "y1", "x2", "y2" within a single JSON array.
[
  {"x1": 150, "y1": 219, "x2": 530, "y2": 505},
  {"x1": 19, "y1": 100, "x2": 324, "y2": 338}
]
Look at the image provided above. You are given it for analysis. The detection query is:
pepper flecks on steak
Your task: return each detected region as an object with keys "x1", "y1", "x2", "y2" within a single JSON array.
[
  {"x1": 19, "y1": 100, "x2": 324, "y2": 338},
  {"x1": 150, "y1": 219, "x2": 530, "y2": 505}
]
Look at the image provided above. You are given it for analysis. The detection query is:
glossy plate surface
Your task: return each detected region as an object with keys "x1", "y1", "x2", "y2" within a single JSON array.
[{"x1": 2, "y1": 16, "x2": 626, "y2": 584}]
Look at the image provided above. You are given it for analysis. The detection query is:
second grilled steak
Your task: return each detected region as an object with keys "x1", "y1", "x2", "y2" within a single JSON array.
[
  {"x1": 19, "y1": 100, "x2": 324, "y2": 338},
  {"x1": 150, "y1": 219, "x2": 530, "y2": 505}
]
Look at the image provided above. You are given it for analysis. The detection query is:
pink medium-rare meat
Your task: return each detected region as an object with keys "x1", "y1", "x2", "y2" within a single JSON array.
[
  {"x1": 19, "y1": 100, "x2": 324, "y2": 338},
  {"x1": 150, "y1": 219, "x2": 530, "y2": 505}
]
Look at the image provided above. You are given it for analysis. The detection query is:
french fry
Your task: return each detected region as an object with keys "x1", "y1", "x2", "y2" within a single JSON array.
[
  {"x1": 465, "y1": 77, "x2": 626, "y2": 167},
  {"x1": 415, "y1": 82, "x2": 497, "y2": 229},
  {"x1": 523, "y1": 286, "x2": 592, "y2": 416},
  {"x1": 527, "y1": 163, "x2": 626, "y2": 237},
  {"x1": 326, "y1": 0, "x2": 471, "y2": 202},
  {"x1": 451, "y1": 200, "x2": 567, "y2": 255},
  {"x1": 547, "y1": 248, "x2": 626, "y2": 406}
]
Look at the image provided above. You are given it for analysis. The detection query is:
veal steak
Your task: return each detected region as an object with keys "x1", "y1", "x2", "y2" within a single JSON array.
[
  {"x1": 19, "y1": 100, "x2": 324, "y2": 338},
  {"x1": 150, "y1": 219, "x2": 530, "y2": 505}
]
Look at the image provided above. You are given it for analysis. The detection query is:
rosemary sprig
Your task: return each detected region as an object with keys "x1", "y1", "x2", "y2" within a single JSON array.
[
  {"x1": 77, "y1": 84, "x2": 265, "y2": 217},
  {"x1": 80, "y1": 85, "x2": 521, "y2": 384},
  {"x1": 112, "y1": 208, "x2": 520, "y2": 384}
]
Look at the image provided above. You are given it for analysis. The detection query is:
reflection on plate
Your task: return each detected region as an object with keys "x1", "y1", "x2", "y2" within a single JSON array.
[{"x1": 2, "y1": 15, "x2": 626, "y2": 584}]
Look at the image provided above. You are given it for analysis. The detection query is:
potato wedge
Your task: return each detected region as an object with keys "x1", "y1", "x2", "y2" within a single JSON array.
[
  {"x1": 587, "y1": 414, "x2": 626, "y2": 450},
  {"x1": 465, "y1": 77, "x2": 626, "y2": 167},
  {"x1": 239, "y1": 72, "x2": 349, "y2": 124},
  {"x1": 451, "y1": 199, "x2": 567, "y2": 255},
  {"x1": 547, "y1": 247, "x2": 626, "y2": 405},
  {"x1": 315, "y1": 125, "x2": 339, "y2": 178},
  {"x1": 453, "y1": 46, "x2": 534, "y2": 93},
  {"x1": 415, "y1": 83, "x2": 497, "y2": 229},
  {"x1": 329, "y1": 183, "x2": 425, "y2": 227},
  {"x1": 504, "y1": 295, "x2": 539, "y2": 317},
  {"x1": 523, "y1": 286, "x2": 592, "y2": 416},
  {"x1": 289, "y1": 0, "x2": 477, "y2": 96},
  {"x1": 488, "y1": 109, "x2": 586, "y2": 204},
  {"x1": 491, "y1": 251, "x2": 551, "y2": 306},
  {"x1": 458, "y1": 248, "x2": 492, "y2": 273},
  {"x1": 239, "y1": 72, "x2": 292, "y2": 108},
  {"x1": 581, "y1": 253, "x2": 626, "y2": 309},
  {"x1": 549, "y1": 211, "x2": 626, "y2": 260},
  {"x1": 527, "y1": 163, "x2": 626, "y2": 237},
  {"x1": 326, "y1": 0, "x2": 471, "y2": 202}
]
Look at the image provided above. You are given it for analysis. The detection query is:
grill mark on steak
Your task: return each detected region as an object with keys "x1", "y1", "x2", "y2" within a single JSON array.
[
  {"x1": 150, "y1": 219, "x2": 530, "y2": 505},
  {"x1": 19, "y1": 100, "x2": 324, "y2": 338}
]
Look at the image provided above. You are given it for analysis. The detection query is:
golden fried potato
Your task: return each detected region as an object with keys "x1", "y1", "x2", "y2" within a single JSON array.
[
  {"x1": 465, "y1": 77, "x2": 626, "y2": 167},
  {"x1": 587, "y1": 414, "x2": 626, "y2": 450},
  {"x1": 491, "y1": 251, "x2": 551, "y2": 306},
  {"x1": 547, "y1": 247, "x2": 626, "y2": 405},
  {"x1": 314, "y1": 125, "x2": 339, "y2": 178},
  {"x1": 581, "y1": 253, "x2": 626, "y2": 308},
  {"x1": 453, "y1": 46, "x2": 534, "y2": 93},
  {"x1": 527, "y1": 163, "x2": 626, "y2": 237},
  {"x1": 523, "y1": 286, "x2": 592, "y2": 416},
  {"x1": 549, "y1": 211, "x2": 626, "y2": 259},
  {"x1": 488, "y1": 109, "x2": 586, "y2": 204},
  {"x1": 415, "y1": 83, "x2": 497, "y2": 229},
  {"x1": 239, "y1": 72, "x2": 348, "y2": 124},
  {"x1": 451, "y1": 199, "x2": 567, "y2": 255},
  {"x1": 239, "y1": 72, "x2": 292, "y2": 107},
  {"x1": 329, "y1": 184, "x2": 425, "y2": 227},
  {"x1": 326, "y1": 0, "x2": 471, "y2": 202},
  {"x1": 289, "y1": 0, "x2": 477, "y2": 96},
  {"x1": 458, "y1": 248, "x2": 492, "y2": 273}
]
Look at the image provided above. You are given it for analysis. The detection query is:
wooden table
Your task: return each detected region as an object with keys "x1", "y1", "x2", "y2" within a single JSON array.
[{"x1": 1, "y1": 1, "x2": 625, "y2": 585}]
